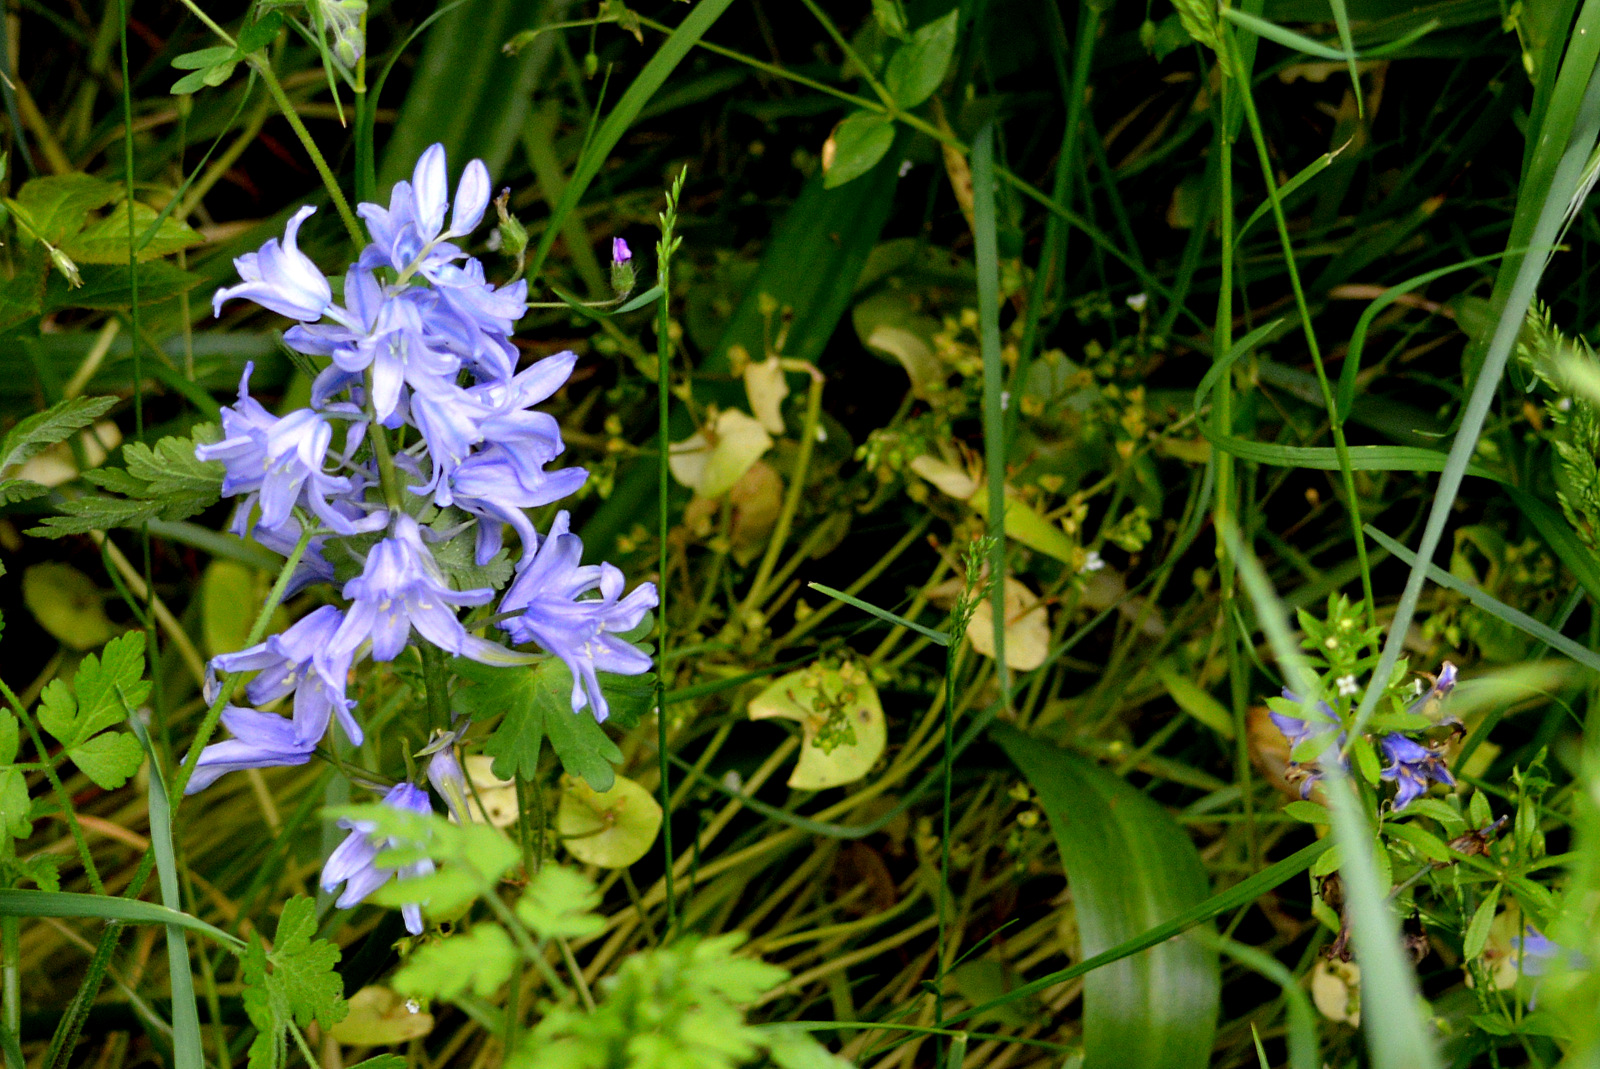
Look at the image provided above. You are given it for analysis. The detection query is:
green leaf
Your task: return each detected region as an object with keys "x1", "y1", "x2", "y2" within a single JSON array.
[
  {"x1": 49, "y1": 261, "x2": 202, "y2": 311},
  {"x1": 11, "y1": 174, "x2": 117, "y2": 244},
  {"x1": 238, "y1": 13, "x2": 285, "y2": 54},
  {"x1": 556, "y1": 774, "x2": 663, "y2": 868},
  {"x1": 1383, "y1": 820, "x2": 1452, "y2": 864},
  {"x1": 516, "y1": 865, "x2": 605, "y2": 940},
  {"x1": 1368, "y1": 525, "x2": 1600, "y2": 674},
  {"x1": 0, "y1": 395, "x2": 117, "y2": 476},
  {"x1": 0, "y1": 715, "x2": 30, "y2": 839},
  {"x1": 1157, "y1": 664, "x2": 1235, "y2": 738},
  {"x1": 271, "y1": 896, "x2": 347, "y2": 1028},
  {"x1": 456, "y1": 658, "x2": 623, "y2": 791},
  {"x1": 1283, "y1": 800, "x2": 1329, "y2": 824},
  {"x1": 883, "y1": 10, "x2": 957, "y2": 109},
  {"x1": 170, "y1": 46, "x2": 237, "y2": 70},
  {"x1": 992, "y1": 724, "x2": 1219, "y2": 1069},
  {"x1": 242, "y1": 897, "x2": 348, "y2": 1069},
  {"x1": 35, "y1": 631, "x2": 150, "y2": 789},
  {"x1": 22, "y1": 563, "x2": 118, "y2": 650},
  {"x1": 62, "y1": 201, "x2": 203, "y2": 263},
  {"x1": 0, "y1": 889, "x2": 243, "y2": 947},
  {"x1": 1463, "y1": 894, "x2": 1497, "y2": 961},
  {"x1": 824, "y1": 111, "x2": 895, "y2": 190},
  {"x1": 392, "y1": 923, "x2": 515, "y2": 1000},
  {"x1": 34, "y1": 427, "x2": 224, "y2": 537},
  {"x1": 170, "y1": 68, "x2": 215, "y2": 95}
]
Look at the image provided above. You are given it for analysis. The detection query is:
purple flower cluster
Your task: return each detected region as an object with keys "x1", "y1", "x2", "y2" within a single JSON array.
[
  {"x1": 185, "y1": 145, "x2": 658, "y2": 932},
  {"x1": 1272, "y1": 663, "x2": 1458, "y2": 811}
]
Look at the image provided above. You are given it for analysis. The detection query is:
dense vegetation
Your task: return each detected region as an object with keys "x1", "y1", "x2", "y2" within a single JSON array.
[{"x1": 2, "y1": 0, "x2": 1600, "y2": 1067}]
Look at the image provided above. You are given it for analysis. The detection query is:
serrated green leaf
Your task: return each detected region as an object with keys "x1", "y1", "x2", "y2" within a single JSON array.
[
  {"x1": 67, "y1": 732, "x2": 144, "y2": 790},
  {"x1": 369, "y1": 867, "x2": 479, "y2": 918},
  {"x1": 35, "y1": 631, "x2": 149, "y2": 789},
  {"x1": 1463, "y1": 894, "x2": 1497, "y2": 961},
  {"x1": 455, "y1": 658, "x2": 623, "y2": 791},
  {"x1": 426, "y1": 517, "x2": 512, "y2": 591},
  {"x1": 517, "y1": 865, "x2": 605, "y2": 940},
  {"x1": 392, "y1": 924, "x2": 515, "y2": 1000},
  {"x1": 883, "y1": 10, "x2": 957, "y2": 109},
  {"x1": 62, "y1": 201, "x2": 202, "y2": 264},
  {"x1": 29, "y1": 495, "x2": 163, "y2": 537},
  {"x1": 824, "y1": 111, "x2": 895, "y2": 190},
  {"x1": 0, "y1": 395, "x2": 118, "y2": 475},
  {"x1": 12, "y1": 174, "x2": 117, "y2": 244},
  {"x1": 270, "y1": 896, "x2": 347, "y2": 1028}
]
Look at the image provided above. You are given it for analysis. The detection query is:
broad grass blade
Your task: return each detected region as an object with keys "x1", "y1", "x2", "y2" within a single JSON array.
[{"x1": 991, "y1": 726, "x2": 1219, "y2": 1069}]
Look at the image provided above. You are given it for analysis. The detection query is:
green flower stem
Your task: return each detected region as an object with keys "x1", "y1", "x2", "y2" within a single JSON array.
[
  {"x1": 655, "y1": 179, "x2": 681, "y2": 937},
  {"x1": 419, "y1": 645, "x2": 452, "y2": 734},
  {"x1": 248, "y1": 57, "x2": 365, "y2": 249},
  {"x1": 0, "y1": 677, "x2": 105, "y2": 896}
]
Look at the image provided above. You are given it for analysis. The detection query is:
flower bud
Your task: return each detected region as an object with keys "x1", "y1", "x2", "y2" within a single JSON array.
[
  {"x1": 424, "y1": 741, "x2": 472, "y2": 824},
  {"x1": 610, "y1": 237, "x2": 635, "y2": 297},
  {"x1": 493, "y1": 188, "x2": 528, "y2": 260}
]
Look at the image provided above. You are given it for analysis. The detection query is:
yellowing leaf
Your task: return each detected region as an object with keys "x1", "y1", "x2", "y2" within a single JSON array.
[
  {"x1": 908, "y1": 454, "x2": 978, "y2": 499},
  {"x1": 743, "y1": 357, "x2": 788, "y2": 434},
  {"x1": 965, "y1": 577, "x2": 1050, "y2": 671},
  {"x1": 729, "y1": 460, "x2": 783, "y2": 565},
  {"x1": 330, "y1": 987, "x2": 434, "y2": 1045},
  {"x1": 460, "y1": 755, "x2": 519, "y2": 828},
  {"x1": 1310, "y1": 958, "x2": 1361, "y2": 1025},
  {"x1": 669, "y1": 409, "x2": 773, "y2": 499},
  {"x1": 556, "y1": 774, "x2": 662, "y2": 868},
  {"x1": 748, "y1": 662, "x2": 886, "y2": 790}
]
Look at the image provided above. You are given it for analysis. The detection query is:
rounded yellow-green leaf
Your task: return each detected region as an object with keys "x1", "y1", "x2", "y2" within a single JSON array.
[
  {"x1": 748, "y1": 662, "x2": 886, "y2": 790},
  {"x1": 23, "y1": 562, "x2": 116, "y2": 650},
  {"x1": 556, "y1": 774, "x2": 662, "y2": 868},
  {"x1": 329, "y1": 987, "x2": 435, "y2": 1045}
]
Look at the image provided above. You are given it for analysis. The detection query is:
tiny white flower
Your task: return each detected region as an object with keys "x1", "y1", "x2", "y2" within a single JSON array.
[
  {"x1": 405, "y1": 998, "x2": 422, "y2": 1014},
  {"x1": 722, "y1": 769, "x2": 744, "y2": 792},
  {"x1": 1079, "y1": 551, "x2": 1105, "y2": 574},
  {"x1": 1126, "y1": 292, "x2": 1148, "y2": 312},
  {"x1": 1337, "y1": 674, "x2": 1359, "y2": 697},
  {"x1": 898, "y1": 159, "x2": 913, "y2": 177},
  {"x1": 1000, "y1": 390, "x2": 1011, "y2": 411},
  {"x1": 1412, "y1": 678, "x2": 1425, "y2": 696}
]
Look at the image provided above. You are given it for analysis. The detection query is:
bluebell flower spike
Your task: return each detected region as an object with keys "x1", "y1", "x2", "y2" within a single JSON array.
[
  {"x1": 498, "y1": 511, "x2": 659, "y2": 721},
  {"x1": 212, "y1": 206, "x2": 330, "y2": 322},
  {"x1": 183, "y1": 707, "x2": 316, "y2": 795},
  {"x1": 321, "y1": 782, "x2": 436, "y2": 934}
]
